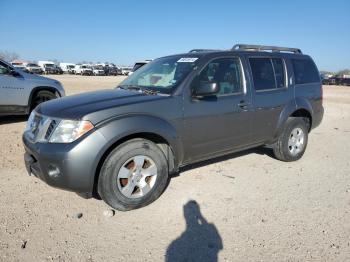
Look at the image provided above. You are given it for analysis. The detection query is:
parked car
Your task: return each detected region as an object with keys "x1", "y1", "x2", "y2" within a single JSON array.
[
  {"x1": 120, "y1": 67, "x2": 132, "y2": 75},
  {"x1": 12, "y1": 64, "x2": 28, "y2": 73},
  {"x1": 38, "y1": 61, "x2": 60, "y2": 74},
  {"x1": 75, "y1": 64, "x2": 93, "y2": 75},
  {"x1": 92, "y1": 66, "x2": 105, "y2": 76},
  {"x1": 0, "y1": 59, "x2": 65, "y2": 116},
  {"x1": 60, "y1": 63, "x2": 76, "y2": 74},
  {"x1": 129, "y1": 60, "x2": 152, "y2": 75},
  {"x1": 25, "y1": 63, "x2": 43, "y2": 74},
  {"x1": 323, "y1": 76, "x2": 350, "y2": 86},
  {"x1": 23, "y1": 44, "x2": 323, "y2": 211},
  {"x1": 54, "y1": 65, "x2": 63, "y2": 75}
]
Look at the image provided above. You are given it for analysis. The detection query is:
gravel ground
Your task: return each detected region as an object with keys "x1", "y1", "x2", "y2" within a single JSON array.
[{"x1": 0, "y1": 75, "x2": 349, "y2": 262}]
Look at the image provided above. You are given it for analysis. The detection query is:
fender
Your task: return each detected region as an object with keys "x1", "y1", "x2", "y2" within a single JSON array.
[
  {"x1": 273, "y1": 97, "x2": 313, "y2": 139},
  {"x1": 94, "y1": 114, "x2": 184, "y2": 170}
]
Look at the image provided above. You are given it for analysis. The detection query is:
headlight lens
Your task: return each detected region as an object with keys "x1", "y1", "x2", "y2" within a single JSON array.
[
  {"x1": 25, "y1": 111, "x2": 36, "y2": 132},
  {"x1": 49, "y1": 120, "x2": 94, "y2": 143}
]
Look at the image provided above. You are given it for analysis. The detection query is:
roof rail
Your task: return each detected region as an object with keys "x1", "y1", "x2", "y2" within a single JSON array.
[
  {"x1": 189, "y1": 49, "x2": 222, "y2": 53},
  {"x1": 232, "y1": 44, "x2": 302, "y2": 54}
]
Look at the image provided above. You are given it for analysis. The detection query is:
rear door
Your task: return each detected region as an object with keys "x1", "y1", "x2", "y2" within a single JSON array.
[
  {"x1": 247, "y1": 56, "x2": 294, "y2": 143},
  {"x1": 183, "y1": 56, "x2": 253, "y2": 162}
]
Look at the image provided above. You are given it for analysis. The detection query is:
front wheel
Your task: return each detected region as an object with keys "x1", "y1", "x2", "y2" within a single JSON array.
[
  {"x1": 272, "y1": 117, "x2": 309, "y2": 162},
  {"x1": 98, "y1": 138, "x2": 169, "y2": 211},
  {"x1": 30, "y1": 90, "x2": 56, "y2": 111}
]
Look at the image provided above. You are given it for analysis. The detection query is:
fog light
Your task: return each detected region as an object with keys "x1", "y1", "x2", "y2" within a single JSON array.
[{"x1": 48, "y1": 164, "x2": 61, "y2": 178}]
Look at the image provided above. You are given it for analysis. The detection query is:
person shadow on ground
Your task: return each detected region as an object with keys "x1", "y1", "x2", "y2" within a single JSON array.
[{"x1": 165, "y1": 200, "x2": 223, "y2": 262}]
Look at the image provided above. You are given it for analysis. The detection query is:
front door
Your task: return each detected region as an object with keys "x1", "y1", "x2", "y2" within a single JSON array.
[
  {"x1": 183, "y1": 57, "x2": 253, "y2": 163},
  {"x1": 0, "y1": 61, "x2": 28, "y2": 110}
]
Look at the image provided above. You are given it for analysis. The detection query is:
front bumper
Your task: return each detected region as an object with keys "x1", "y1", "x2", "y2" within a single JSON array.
[{"x1": 23, "y1": 129, "x2": 108, "y2": 196}]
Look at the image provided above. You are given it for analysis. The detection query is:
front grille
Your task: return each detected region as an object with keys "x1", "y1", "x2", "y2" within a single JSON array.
[{"x1": 45, "y1": 120, "x2": 58, "y2": 140}]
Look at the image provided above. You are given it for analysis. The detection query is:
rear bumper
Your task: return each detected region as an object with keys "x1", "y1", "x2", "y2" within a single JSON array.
[{"x1": 22, "y1": 129, "x2": 108, "y2": 196}]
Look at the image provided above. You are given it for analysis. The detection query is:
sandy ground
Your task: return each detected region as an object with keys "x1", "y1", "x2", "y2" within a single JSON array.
[{"x1": 0, "y1": 75, "x2": 349, "y2": 262}]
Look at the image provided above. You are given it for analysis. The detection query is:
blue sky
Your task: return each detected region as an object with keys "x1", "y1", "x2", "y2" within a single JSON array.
[{"x1": 0, "y1": 0, "x2": 349, "y2": 71}]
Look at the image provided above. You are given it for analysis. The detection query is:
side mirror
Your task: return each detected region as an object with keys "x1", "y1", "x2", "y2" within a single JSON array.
[
  {"x1": 9, "y1": 69, "x2": 21, "y2": 77},
  {"x1": 194, "y1": 81, "x2": 220, "y2": 97}
]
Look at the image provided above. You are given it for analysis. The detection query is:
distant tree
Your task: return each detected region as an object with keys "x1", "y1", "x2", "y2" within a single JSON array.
[
  {"x1": 0, "y1": 51, "x2": 20, "y2": 62},
  {"x1": 337, "y1": 69, "x2": 350, "y2": 75},
  {"x1": 320, "y1": 70, "x2": 334, "y2": 75}
]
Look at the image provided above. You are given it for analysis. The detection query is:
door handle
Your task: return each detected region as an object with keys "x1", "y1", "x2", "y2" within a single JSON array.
[{"x1": 238, "y1": 100, "x2": 248, "y2": 110}]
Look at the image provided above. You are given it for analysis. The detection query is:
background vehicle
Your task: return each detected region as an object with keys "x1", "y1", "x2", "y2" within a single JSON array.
[
  {"x1": 323, "y1": 76, "x2": 350, "y2": 86},
  {"x1": 120, "y1": 67, "x2": 132, "y2": 75},
  {"x1": 25, "y1": 63, "x2": 43, "y2": 74},
  {"x1": 59, "y1": 63, "x2": 76, "y2": 74},
  {"x1": 75, "y1": 64, "x2": 93, "y2": 75},
  {"x1": 23, "y1": 44, "x2": 323, "y2": 211},
  {"x1": 92, "y1": 65, "x2": 105, "y2": 76},
  {"x1": 38, "y1": 61, "x2": 59, "y2": 74},
  {"x1": 129, "y1": 60, "x2": 152, "y2": 75},
  {"x1": 0, "y1": 59, "x2": 65, "y2": 115}
]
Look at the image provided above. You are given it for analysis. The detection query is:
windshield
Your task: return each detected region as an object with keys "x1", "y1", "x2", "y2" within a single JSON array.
[
  {"x1": 27, "y1": 63, "x2": 39, "y2": 67},
  {"x1": 45, "y1": 64, "x2": 54, "y2": 68},
  {"x1": 120, "y1": 56, "x2": 199, "y2": 94}
]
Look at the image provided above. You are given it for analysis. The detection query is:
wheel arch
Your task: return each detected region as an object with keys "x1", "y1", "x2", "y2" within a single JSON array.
[
  {"x1": 274, "y1": 98, "x2": 313, "y2": 140},
  {"x1": 91, "y1": 116, "x2": 183, "y2": 197},
  {"x1": 28, "y1": 86, "x2": 63, "y2": 110}
]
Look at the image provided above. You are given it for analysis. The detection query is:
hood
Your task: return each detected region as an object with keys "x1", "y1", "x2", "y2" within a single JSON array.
[
  {"x1": 36, "y1": 88, "x2": 168, "y2": 122},
  {"x1": 20, "y1": 70, "x2": 58, "y2": 83}
]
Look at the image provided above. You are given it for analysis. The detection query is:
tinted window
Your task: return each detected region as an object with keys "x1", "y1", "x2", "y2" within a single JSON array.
[
  {"x1": 0, "y1": 61, "x2": 11, "y2": 75},
  {"x1": 198, "y1": 58, "x2": 243, "y2": 95},
  {"x1": 292, "y1": 59, "x2": 319, "y2": 84},
  {"x1": 272, "y1": 58, "x2": 286, "y2": 88},
  {"x1": 249, "y1": 58, "x2": 275, "y2": 90}
]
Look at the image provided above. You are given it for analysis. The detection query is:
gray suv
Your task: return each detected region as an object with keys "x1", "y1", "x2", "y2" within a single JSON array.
[
  {"x1": 23, "y1": 44, "x2": 323, "y2": 211},
  {"x1": 0, "y1": 59, "x2": 65, "y2": 116}
]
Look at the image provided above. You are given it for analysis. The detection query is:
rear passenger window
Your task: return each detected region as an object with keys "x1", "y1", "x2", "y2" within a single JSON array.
[
  {"x1": 249, "y1": 58, "x2": 286, "y2": 91},
  {"x1": 292, "y1": 59, "x2": 320, "y2": 84},
  {"x1": 198, "y1": 58, "x2": 243, "y2": 95}
]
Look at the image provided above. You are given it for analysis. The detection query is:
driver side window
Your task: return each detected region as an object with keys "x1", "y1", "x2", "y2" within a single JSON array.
[
  {"x1": 0, "y1": 62, "x2": 11, "y2": 75},
  {"x1": 198, "y1": 57, "x2": 244, "y2": 95}
]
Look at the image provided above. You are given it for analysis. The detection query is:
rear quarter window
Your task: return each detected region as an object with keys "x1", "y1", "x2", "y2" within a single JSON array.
[{"x1": 292, "y1": 58, "x2": 320, "y2": 84}]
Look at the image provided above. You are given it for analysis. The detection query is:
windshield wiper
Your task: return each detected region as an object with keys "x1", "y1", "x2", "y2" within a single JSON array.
[
  {"x1": 118, "y1": 85, "x2": 142, "y2": 91},
  {"x1": 118, "y1": 85, "x2": 160, "y2": 95},
  {"x1": 142, "y1": 88, "x2": 160, "y2": 95}
]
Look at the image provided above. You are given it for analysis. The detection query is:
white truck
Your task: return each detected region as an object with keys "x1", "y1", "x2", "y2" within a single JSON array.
[
  {"x1": 59, "y1": 63, "x2": 76, "y2": 74},
  {"x1": 38, "y1": 61, "x2": 59, "y2": 74},
  {"x1": 74, "y1": 64, "x2": 93, "y2": 76}
]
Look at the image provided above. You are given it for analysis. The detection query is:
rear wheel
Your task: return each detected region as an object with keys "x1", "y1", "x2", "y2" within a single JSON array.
[
  {"x1": 272, "y1": 117, "x2": 309, "y2": 162},
  {"x1": 31, "y1": 90, "x2": 56, "y2": 111},
  {"x1": 98, "y1": 138, "x2": 169, "y2": 211}
]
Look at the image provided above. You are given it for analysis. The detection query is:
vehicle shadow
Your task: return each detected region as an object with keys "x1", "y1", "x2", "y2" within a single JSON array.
[
  {"x1": 165, "y1": 200, "x2": 223, "y2": 262},
  {"x1": 175, "y1": 146, "x2": 275, "y2": 176},
  {"x1": 0, "y1": 115, "x2": 28, "y2": 125}
]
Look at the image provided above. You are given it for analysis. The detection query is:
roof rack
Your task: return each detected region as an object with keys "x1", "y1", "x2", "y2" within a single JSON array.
[
  {"x1": 189, "y1": 49, "x2": 222, "y2": 53},
  {"x1": 232, "y1": 44, "x2": 302, "y2": 54}
]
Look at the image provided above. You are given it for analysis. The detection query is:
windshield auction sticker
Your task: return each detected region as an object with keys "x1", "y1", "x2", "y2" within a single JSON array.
[{"x1": 177, "y1": 58, "x2": 198, "y2": 63}]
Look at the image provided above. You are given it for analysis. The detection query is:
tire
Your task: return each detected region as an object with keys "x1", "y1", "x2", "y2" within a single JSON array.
[
  {"x1": 272, "y1": 117, "x2": 309, "y2": 162},
  {"x1": 98, "y1": 138, "x2": 169, "y2": 211},
  {"x1": 30, "y1": 90, "x2": 56, "y2": 111}
]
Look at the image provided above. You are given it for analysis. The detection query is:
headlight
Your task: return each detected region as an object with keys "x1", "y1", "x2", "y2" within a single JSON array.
[
  {"x1": 25, "y1": 111, "x2": 36, "y2": 132},
  {"x1": 49, "y1": 120, "x2": 94, "y2": 143}
]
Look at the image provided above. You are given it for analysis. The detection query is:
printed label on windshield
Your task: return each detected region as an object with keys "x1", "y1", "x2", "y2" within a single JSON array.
[{"x1": 177, "y1": 57, "x2": 198, "y2": 63}]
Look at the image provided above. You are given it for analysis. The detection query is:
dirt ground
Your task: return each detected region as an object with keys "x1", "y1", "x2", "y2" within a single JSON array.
[{"x1": 0, "y1": 75, "x2": 349, "y2": 262}]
